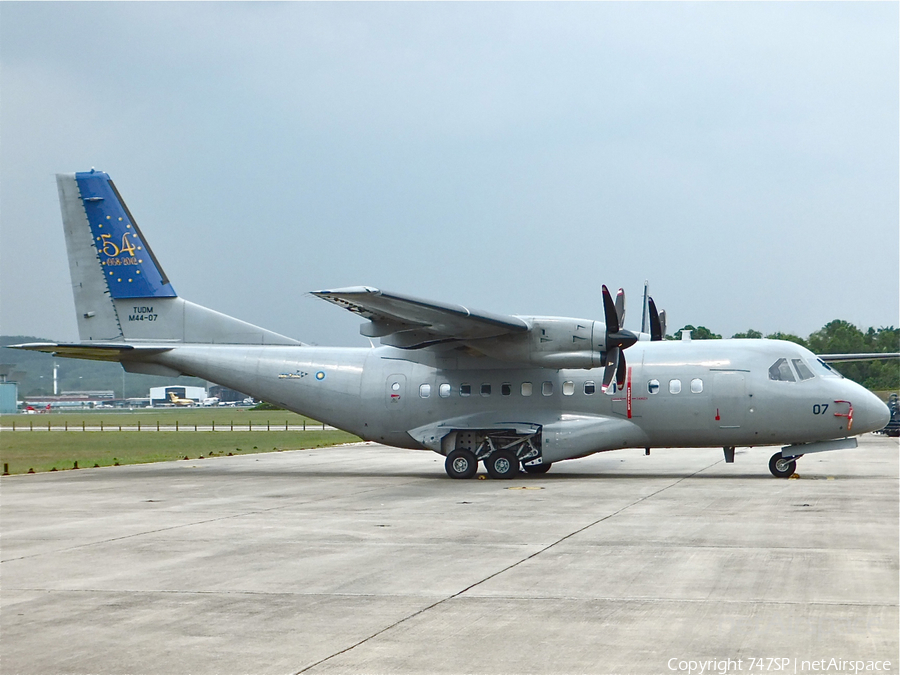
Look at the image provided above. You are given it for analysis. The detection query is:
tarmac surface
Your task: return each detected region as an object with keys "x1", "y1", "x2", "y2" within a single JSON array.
[{"x1": 1, "y1": 434, "x2": 897, "y2": 675}]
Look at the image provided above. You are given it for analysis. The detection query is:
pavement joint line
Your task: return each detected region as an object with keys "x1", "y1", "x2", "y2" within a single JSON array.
[
  {"x1": 292, "y1": 459, "x2": 723, "y2": 674},
  {"x1": 0, "y1": 479, "x2": 422, "y2": 564},
  {"x1": 4, "y1": 588, "x2": 896, "y2": 608}
]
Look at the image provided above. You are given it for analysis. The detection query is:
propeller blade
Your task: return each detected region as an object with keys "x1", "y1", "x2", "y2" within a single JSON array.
[
  {"x1": 659, "y1": 309, "x2": 667, "y2": 339},
  {"x1": 614, "y1": 288, "x2": 626, "y2": 328},
  {"x1": 616, "y1": 351, "x2": 627, "y2": 389},
  {"x1": 648, "y1": 297, "x2": 662, "y2": 341},
  {"x1": 601, "y1": 285, "x2": 619, "y2": 334},
  {"x1": 601, "y1": 346, "x2": 619, "y2": 392}
]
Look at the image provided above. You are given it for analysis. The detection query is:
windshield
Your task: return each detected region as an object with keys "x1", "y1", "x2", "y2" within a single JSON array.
[{"x1": 810, "y1": 358, "x2": 843, "y2": 379}]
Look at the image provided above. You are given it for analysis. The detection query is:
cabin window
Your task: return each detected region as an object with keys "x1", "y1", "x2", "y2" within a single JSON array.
[
  {"x1": 669, "y1": 379, "x2": 682, "y2": 394},
  {"x1": 690, "y1": 378, "x2": 703, "y2": 394},
  {"x1": 521, "y1": 382, "x2": 533, "y2": 397},
  {"x1": 481, "y1": 383, "x2": 492, "y2": 397},
  {"x1": 768, "y1": 358, "x2": 796, "y2": 382},
  {"x1": 501, "y1": 383, "x2": 512, "y2": 396},
  {"x1": 792, "y1": 359, "x2": 815, "y2": 381},
  {"x1": 439, "y1": 383, "x2": 451, "y2": 398},
  {"x1": 584, "y1": 381, "x2": 596, "y2": 395},
  {"x1": 460, "y1": 383, "x2": 471, "y2": 397},
  {"x1": 419, "y1": 384, "x2": 431, "y2": 398},
  {"x1": 542, "y1": 381, "x2": 553, "y2": 396},
  {"x1": 648, "y1": 379, "x2": 660, "y2": 394},
  {"x1": 562, "y1": 381, "x2": 575, "y2": 396}
]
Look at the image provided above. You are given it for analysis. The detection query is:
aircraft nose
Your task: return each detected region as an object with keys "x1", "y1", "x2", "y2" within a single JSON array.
[{"x1": 856, "y1": 390, "x2": 891, "y2": 433}]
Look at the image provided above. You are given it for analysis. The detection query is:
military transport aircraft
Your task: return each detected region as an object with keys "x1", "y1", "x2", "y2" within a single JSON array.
[{"x1": 13, "y1": 171, "x2": 894, "y2": 479}]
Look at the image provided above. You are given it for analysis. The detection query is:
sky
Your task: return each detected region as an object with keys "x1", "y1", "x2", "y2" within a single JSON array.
[{"x1": 1, "y1": 2, "x2": 898, "y2": 348}]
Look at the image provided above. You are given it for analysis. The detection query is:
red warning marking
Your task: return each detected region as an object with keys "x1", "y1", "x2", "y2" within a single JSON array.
[
  {"x1": 626, "y1": 366, "x2": 633, "y2": 419},
  {"x1": 715, "y1": 408, "x2": 720, "y2": 421}
]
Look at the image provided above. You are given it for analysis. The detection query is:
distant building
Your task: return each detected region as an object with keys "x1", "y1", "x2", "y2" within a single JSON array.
[
  {"x1": 149, "y1": 385, "x2": 207, "y2": 406},
  {"x1": 21, "y1": 390, "x2": 117, "y2": 409},
  {"x1": 208, "y1": 384, "x2": 251, "y2": 403},
  {"x1": 0, "y1": 382, "x2": 17, "y2": 414}
]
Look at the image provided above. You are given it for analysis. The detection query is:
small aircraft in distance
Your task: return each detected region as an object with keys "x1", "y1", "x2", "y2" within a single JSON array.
[
  {"x1": 201, "y1": 396, "x2": 220, "y2": 407},
  {"x1": 13, "y1": 171, "x2": 896, "y2": 479},
  {"x1": 167, "y1": 392, "x2": 195, "y2": 407}
]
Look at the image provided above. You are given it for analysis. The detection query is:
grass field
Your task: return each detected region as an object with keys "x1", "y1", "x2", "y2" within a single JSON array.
[
  {"x1": 0, "y1": 407, "x2": 321, "y2": 429},
  {"x1": 0, "y1": 430, "x2": 361, "y2": 475}
]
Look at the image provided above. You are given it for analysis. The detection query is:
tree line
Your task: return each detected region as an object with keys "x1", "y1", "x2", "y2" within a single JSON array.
[{"x1": 670, "y1": 321, "x2": 899, "y2": 390}]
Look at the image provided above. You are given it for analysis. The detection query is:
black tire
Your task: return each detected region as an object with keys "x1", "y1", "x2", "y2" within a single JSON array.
[
  {"x1": 445, "y1": 449, "x2": 479, "y2": 479},
  {"x1": 484, "y1": 450, "x2": 520, "y2": 479},
  {"x1": 769, "y1": 452, "x2": 796, "y2": 478},
  {"x1": 523, "y1": 462, "x2": 552, "y2": 474}
]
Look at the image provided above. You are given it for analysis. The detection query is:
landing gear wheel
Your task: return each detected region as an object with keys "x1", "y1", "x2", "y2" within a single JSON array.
[
  {"x1": 445, "y1": 450, "x2": 478, "y2": 479},
  {"x1": 484, "y1": 450, "x2": 520, "y2": 480},
  {"x1": 769, "y1": 452, "x2": 796, "y2": 478},
  {"x1": 523, "y1": 462, "x2": 552, "y2": 474}
]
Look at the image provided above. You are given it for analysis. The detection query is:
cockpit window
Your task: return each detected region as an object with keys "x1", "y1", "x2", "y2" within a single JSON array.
[
  {"x1": 810, "y1": 358, "x2": 843, "y2": 379},
  {"x1": 768, "y1": 358, "x2": 796, "y2": 382},
  {"x1": 791, "y1": 359, "x2": 815, "y2": 381}
]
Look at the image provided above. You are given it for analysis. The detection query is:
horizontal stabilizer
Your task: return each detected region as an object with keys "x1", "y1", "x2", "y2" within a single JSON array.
[{"x1": 9, "y1": 342, "x2": 171, "y2": 361}]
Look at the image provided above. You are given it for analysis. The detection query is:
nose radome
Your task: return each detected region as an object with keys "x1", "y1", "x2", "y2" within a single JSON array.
[{"x1": 857, "y1": 390, "x2": 891, "y2": 433}]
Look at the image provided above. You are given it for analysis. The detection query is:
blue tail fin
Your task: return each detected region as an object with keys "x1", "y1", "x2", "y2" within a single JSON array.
[
  {"x1": 59, "y1": 170, "x2": 301, "y2": 347},
  {"x1": 74, "y1": 170, "x2": 177, "y2": 299}
]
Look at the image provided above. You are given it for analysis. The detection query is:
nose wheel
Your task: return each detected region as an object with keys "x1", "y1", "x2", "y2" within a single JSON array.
[{"x1": 769, "y1": 452, "x2": 797, "y2": 478}]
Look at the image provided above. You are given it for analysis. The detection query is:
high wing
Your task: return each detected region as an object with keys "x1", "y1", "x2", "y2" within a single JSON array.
[
  {"x1": 818, "y1": 353, "x2": 900, "y2": 363},
  {"x1": 311, "y1": 286, "x2": 529, "y2": 348}
]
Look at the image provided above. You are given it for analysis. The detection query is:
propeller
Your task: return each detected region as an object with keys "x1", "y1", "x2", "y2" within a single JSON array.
[
  {"x1": 601, "y1": 285, "x2": 638, "y2": 392},
  {"x1": 647, "y1": 297, "x2": 667, "y2": 341}
]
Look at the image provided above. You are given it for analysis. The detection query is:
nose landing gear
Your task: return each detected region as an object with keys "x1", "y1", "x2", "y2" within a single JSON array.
[{"x1": 768, "y1": 452, "x2": 797, "y2": 478}]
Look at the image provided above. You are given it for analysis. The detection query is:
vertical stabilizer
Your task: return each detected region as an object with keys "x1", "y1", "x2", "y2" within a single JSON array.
[
  {"x1": 58, "y1": 172, "x2": 125, "y2": 341},
  {"x1": 58, "y1": 170, "x2": 301, "y2": 346}
]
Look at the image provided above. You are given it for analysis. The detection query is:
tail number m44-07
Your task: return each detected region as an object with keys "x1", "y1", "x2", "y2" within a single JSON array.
[{"x1": 129, "y1": 306, "x2": 157, "y2": 322}]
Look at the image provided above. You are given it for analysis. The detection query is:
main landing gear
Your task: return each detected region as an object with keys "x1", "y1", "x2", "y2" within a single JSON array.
[
  {"x1": 768, "y1": 452, "x2": 797, "y2": 478},
  {"x1": 444, "y1": 430, "x2": 550, "y2": 479},
  {"x1": 445, "y1": 449, "x2": 479, "y2": 479}
]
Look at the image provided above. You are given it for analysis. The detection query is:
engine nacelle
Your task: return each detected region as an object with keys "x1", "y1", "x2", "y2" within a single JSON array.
[{"x1": 466, "y1": 317, "x2": 610, "y2": 369}]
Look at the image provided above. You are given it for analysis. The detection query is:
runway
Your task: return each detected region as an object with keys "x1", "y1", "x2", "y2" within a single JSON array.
[{"x1": 1, "y1": 434, "x2": 897, "y2": 675}]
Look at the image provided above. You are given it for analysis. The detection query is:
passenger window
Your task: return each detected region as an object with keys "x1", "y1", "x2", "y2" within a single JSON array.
[
  {"x1": 542, "y1": 381, "x2": 553, "y2": 396},
  {"x1": 562, "y1": 381, "x2": 575, "y2": 396},
  {"x1": 792, "y1": 359, "x2": 815, "y2": 381},
  {"x1": 521, "y1": 382, "x2": 533, "y2": 397},
  {"x1": 584, "y1": 381, "x2": 596, "y2": 395},
  {"x1": 648, "y1": 379, "x2": 660, "y2": 394},
  {"x1": 501, "y1": 383, "x2": 511, "y2": 396},
  {"x1": 768, "y1": 358, "x2": 796, "y2": 382},
  {"x1": 419, "y1": 384, "x2": 431, "y2": 398},
  {"x1": 669, "y1": 379, "x2": 682, "y2": 394},
  {"x1": 439, "y1": 383, "x2": 451, "y2": 398},
  {"x1": 690, "y1": 378, "x2": 703, "y2": 394},
  {"x1": 481, "y1": 383, "x2": 491, "y2": 397},
  {"x1": 460, "y1": 383, "x2": 471, "y2": 397}
]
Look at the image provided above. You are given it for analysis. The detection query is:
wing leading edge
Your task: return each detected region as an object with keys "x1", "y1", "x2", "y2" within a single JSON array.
[{"x1": 311, "y1": 287, "x2": 529, "y2": 348}]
